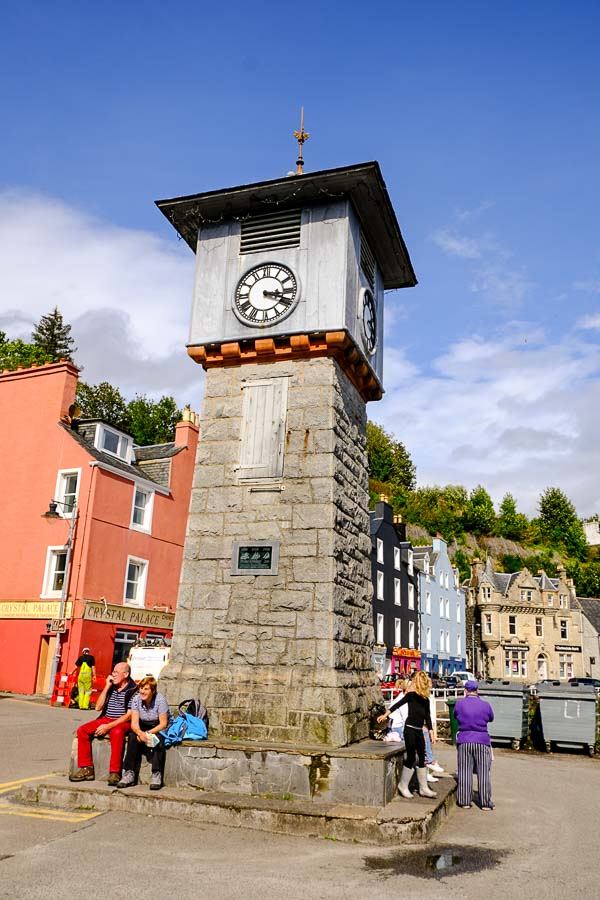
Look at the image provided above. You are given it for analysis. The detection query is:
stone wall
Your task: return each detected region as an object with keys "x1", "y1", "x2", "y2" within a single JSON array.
[{"x1": 161, "y1": 356, "x2": 382, "y2": 746}]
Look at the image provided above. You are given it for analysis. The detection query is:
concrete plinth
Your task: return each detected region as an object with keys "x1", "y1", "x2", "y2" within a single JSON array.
[{"x1": 72, "y1": 736, "x2": 404, "y2": 808}]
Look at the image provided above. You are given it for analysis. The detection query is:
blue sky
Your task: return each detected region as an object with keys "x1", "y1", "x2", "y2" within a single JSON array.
[{"x1": 1, "y1": 1, "x2": 599, "y2": 517}]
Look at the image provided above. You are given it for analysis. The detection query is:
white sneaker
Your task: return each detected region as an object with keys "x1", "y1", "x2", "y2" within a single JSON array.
[
  {"x1": 427, "y1": 773, "x2": 439, "y2": 783},
  {"x1": 429, "y1": 762, "x2": 444, "y2": 774}
]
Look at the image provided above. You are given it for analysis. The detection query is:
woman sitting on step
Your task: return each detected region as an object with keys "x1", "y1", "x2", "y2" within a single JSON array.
[
  {"x1": 377, "y1": 670, "x2": 437, "y2": 799},
  {"x1": 117, "y1": 677, "x2": 171, "y2": 791}
]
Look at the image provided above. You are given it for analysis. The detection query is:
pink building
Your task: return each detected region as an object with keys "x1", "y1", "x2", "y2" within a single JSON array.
[{"x1": 0, "y1": 361, "x2": 198, "y2": 695}]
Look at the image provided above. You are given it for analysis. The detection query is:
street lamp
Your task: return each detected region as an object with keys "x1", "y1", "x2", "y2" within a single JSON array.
[{"x1": 42, "y1": 498, "x2": 78, "y2": 697}]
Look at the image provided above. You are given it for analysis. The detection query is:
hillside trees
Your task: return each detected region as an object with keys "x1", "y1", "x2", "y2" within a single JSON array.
[
  {"x1": 538, "y1": 487, "x2": 588, "y2": 560},
  {"x1": 366, "y1": 421, "x2": 416, "y2": 506}
]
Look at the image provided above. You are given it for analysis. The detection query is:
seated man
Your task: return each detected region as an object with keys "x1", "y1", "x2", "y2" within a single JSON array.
[{"x1": 70, "y1": 662, "x2": 138, "y2": 786}]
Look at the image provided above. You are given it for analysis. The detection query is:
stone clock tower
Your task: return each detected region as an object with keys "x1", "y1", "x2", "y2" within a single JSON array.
[{"x1": 157, "y1": 161, "x2": 416, "y2": 747}]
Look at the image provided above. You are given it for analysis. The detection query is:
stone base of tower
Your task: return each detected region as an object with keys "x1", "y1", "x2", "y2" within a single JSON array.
[{"x1": 161, "y1": 356, "x2": 382, "y2": 747}]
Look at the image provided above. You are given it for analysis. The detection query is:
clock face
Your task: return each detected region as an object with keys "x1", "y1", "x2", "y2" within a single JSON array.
[
  {"x1": 361, "y1": 289, "x2": 377, "y2": 355},
  {"x1": 234, "y1": 263, "x2": 298, "y2": 326}
]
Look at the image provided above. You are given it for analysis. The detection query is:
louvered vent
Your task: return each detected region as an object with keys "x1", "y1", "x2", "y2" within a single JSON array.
[
  {"x1": 240, "y1": 209, "x2": 302, "y2": 255},
  {"x1": 360, "y1": 233, "x2": 376, "y2": 290}
]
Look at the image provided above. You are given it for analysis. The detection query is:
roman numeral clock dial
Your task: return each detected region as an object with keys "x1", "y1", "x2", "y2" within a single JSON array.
[{"x1": 234, "y1": 263, "x2": 299, "y2": 327}]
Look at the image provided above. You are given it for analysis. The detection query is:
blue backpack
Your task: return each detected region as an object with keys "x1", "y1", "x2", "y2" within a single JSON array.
[{"x1": 160, "y1": 698, "x2": 209, "y2": 748}]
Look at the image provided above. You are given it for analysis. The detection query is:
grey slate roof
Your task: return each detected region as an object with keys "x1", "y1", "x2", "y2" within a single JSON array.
[
  {"x1": 62, "y1": 421, "x2": 178, "y2": 490},
  {"x1": 577, "y1": 597, "x2": 600, "y2": 634}
]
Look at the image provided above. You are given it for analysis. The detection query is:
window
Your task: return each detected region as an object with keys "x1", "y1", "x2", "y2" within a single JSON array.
[
  {"x1": 426, "y1": 626, "x2": 432, "y2": 650},
  {"x1": 394, "y1": 578, "x2": 401, "y2": 605},
  {"x1": 456, "y1": 602, "x2": 461, "y2": 624},
  {"x1": 520, "y1": 589, "x2": 533, "y2": 602},
  {"x1": 376, "y1": 613, "x2": 384, "y2": 644},
  {"x1": 239, "y1": 377, "x2": 288, "y2": 479},
  {"x1": 408, "y1": 583, "x2": 415, "y2": 609},
  {"x1": 377, "y1": 570, "x2": 384, "y2": 600},
  {"x1": 439, "y1": 629, "x2": 444, "y2": 652},
  {"x1": 439, "y1": 597, "x2": 444, "y2": 617},
  {"x1": 547, "y1": 595, "x2": 554, "y2": 607},
  {"x1": 559, "y1": 654, "x2": 574, "y2": 679},
  {"x1": 445, "y1": 598, "x2": 450, "y2": 620},
  {"x1": 377, "y1": 538, "x2": 384, "y2": 563},
  {"x1": 444, "y1": 572, "x2": 449, "y2": 589},
  {"x1": 112, "y1": 629, "x2": 141, "y2": 667},
  {"x1": 457, "y1": 634, "x2": 462, "y2": 656},
  {"x1": 131, "y1": 487, "x2": 154, "y2": 532},
  {"x1": 560, "y1": 619, "x2": 568, "y2": 640},
  {"x1": 425, "y1": 591, "x2": 431, "y2": 614},
  {"x1": 481, "y1": 585, "x2": 491, "y2": 601},
  {"x1": 394, "y1": 547, "x2": 400, "y2": 570},
  {"x1": 55, "y1": 469, "x2": 80, "y2": 515},
  {"x1": 407, "y1": 549, "x2": 414, "y2": 575},
  {"x1": 96, "y1": 424, "x2": 133, "y2": 463},
  {"x1": 124, "y1": 557, "x2": 148, "y2": 607},
  {"x1": 395, "y1": 618, "x2": 401, "y2": 646},
  {"x1": 483, "y1": 613, "x2": 492, "y2": 635},
  {"x1": 505, "y1": 649, "x2": 527, "y2": 678},
  {"x1": 508, "y1": 615, "x2": 517, "y2": 636},
  {"x1": 409, "y1": 621, "x2": 415, "y2": 649},
  {"x1": 559, "y1": 594, "x2": 568, "y2": 609},
  {"x1": 535, "y1": 617, "x2": 543, "y2": 638},
  {"x1": 42, "y1": 547, "x2": 68, "y2": 598},
  {"x1": 445, "y1": 631, "x2": 450, "y2": 653}
]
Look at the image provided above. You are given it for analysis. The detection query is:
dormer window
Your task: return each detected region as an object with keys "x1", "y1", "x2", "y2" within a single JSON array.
[{"x1": 95, "y1": 424, "x2": 133, "y2": 463}]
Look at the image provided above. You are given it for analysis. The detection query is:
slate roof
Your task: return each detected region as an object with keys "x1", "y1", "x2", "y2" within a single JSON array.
[
  {"x1": 479, "y1": 557, "x2": 561, "y2": 597},
  {"x1": 62, "y1": 421, "x2": 179, "y2": 490},
  {"x1": 577, "y1": 597, "x2": 600, "y2": 634}
]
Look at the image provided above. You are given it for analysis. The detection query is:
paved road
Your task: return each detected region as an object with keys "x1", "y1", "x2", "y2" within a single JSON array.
[{"x1": 0, "y1": 695, "x2": 597, "y2": 899}]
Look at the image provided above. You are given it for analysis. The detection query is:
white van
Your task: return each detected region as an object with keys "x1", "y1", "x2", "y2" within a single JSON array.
[
  {"x1": 450, "y1": 670, "x2": 475, "y2": 685},
  {"x1": 127, "y1": 639, "x2": 171, "y2": 682}
]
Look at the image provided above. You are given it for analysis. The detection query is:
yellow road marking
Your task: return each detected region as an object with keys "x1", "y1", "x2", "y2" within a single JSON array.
[
  {"x1": 0, "y1": 801, "x2": 100, "y2": 822},
  {"x1": 0, "y1": 774, "x2": 58, "y2": 794}
]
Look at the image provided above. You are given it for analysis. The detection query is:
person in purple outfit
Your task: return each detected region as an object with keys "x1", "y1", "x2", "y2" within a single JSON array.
[{"x1": 453, "y1": 680, "x2": 495, "y2": 810}]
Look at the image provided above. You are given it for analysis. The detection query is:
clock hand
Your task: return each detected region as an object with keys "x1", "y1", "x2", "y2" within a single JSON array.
[{"x1": 263, "y1": 289, "x2": 283, "y2": 299}]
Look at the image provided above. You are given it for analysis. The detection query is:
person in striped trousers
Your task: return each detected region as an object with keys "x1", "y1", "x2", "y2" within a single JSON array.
[{"x1": 453, "y1": 680, "x2": 495, "y2": 810}]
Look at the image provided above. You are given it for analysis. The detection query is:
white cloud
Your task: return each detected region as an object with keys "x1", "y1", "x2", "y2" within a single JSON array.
[
  {"x1": 455, "y1": 201, "x2": 495, "y2": 223},
  {"x1": 432, "y1": 230, "x2": 483, "y2": 259},
  {"x1": 378, "y1": 330, "x2": 600, "y2": 518},
  {"x1": 0, "y1": 189, "x2": 203, "y2": 407},
  {"x1": 576, "y1": 313, "x2": 600, "y2": 330},
  {"x1": 573, "y1": 279, "x2": 600, "y2": 294}
]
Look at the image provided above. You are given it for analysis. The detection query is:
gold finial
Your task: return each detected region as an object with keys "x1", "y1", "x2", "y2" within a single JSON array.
[{"x1": 293, "y1": 107, "x2": 309, "y2": 175}]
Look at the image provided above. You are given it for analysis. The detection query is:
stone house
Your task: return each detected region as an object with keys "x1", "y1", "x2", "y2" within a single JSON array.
[
  {"x1": 369, "y1": 499, "x2": 420, "y2": 677},
  {"x1": 467, "y1": 558, "x2": 586, "y2": 682},
  {"x1": 413, "y1": 537, "x2": 467, "y2": 677}
]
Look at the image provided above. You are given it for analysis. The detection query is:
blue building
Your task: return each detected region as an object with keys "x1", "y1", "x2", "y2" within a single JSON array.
[{"x1": 413, "y1": 537, "x2": 466, "y2": 676}]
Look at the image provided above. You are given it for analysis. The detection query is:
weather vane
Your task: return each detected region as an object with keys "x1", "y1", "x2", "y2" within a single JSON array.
[{"x1": 293, "y1": 107, "x2": 309, "y2": 175}]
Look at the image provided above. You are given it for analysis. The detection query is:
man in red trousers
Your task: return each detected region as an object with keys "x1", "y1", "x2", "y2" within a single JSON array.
[{"x1": 70, "y1": 662, "x2": 138, "y2": 786}]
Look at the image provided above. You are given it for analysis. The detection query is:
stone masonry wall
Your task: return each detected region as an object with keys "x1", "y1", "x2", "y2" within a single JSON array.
[{"x1": 161, "y1": 356, "x2": 382, "y2": 746}]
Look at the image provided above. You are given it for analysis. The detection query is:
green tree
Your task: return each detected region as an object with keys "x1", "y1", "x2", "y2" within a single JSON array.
[
  {"x1": 495, "y1": 493, "x2": 529, "y2": 541},
  {"x1": 31, "y1": 307, "x2": 77, "y2": 361},
  {"x1": 0, "y1": 338, "x2": 55, "y2": 370},
  {"x1": 452, "y1": 549, "x2": 471, "y2": 583},
  {"x1": 127, "y1": 394, "x2": 181, "y2": 446},
  {"x1": 462, "y1": 485, "x2": 496, "y2": 536},
  {"x1": 366, "y1": 422, "x2": 416, "y2": 491},
  {"x1": 75, "y1": 381, "x2": 129, "y2": 432},
  {"x1": 402, "y1": 484, "x2": 468, "y2": 541},
  {"x1": 538, "y1": 487, "x2": 587, "y2": 560}
]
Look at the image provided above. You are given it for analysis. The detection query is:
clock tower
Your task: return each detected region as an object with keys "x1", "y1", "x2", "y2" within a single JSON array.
[{"x1": 157, "y1": 161, "x2": 416, "y2": 747}]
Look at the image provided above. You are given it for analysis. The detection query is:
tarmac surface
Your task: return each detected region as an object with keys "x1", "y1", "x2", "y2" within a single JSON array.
[{"x1": 0, "y1": 693, "x2": 598, "y2": 899}]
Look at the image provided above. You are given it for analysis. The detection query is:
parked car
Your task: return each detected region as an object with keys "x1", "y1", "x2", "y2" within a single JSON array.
[
  {"x1": 447, "y1": 670, "x2": 475, "y2": 686},
  {"x1": 568, "y1": 677, "x2": 600, "y2": 693}
]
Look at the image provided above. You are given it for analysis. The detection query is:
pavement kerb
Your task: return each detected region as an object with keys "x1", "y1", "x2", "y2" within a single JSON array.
[{"x1": 13, "y1": 775, "x2": 457, "y2": 845}]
